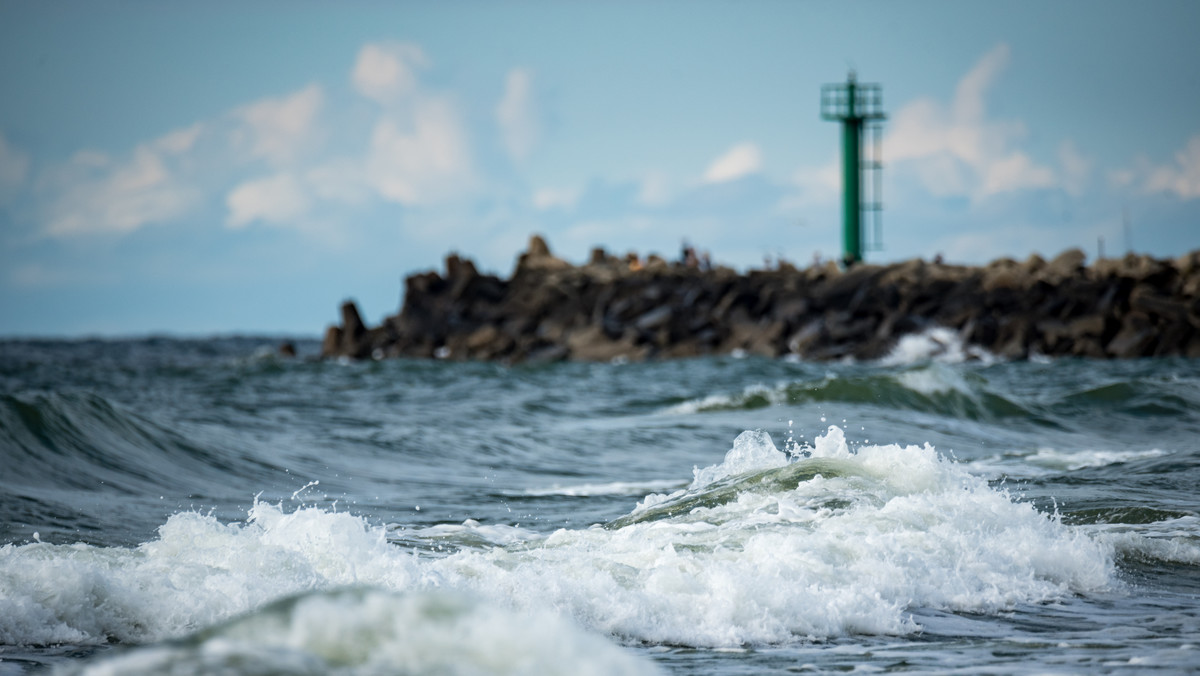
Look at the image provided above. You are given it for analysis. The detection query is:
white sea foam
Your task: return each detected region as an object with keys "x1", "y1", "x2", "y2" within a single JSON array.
[
  {"x1": 2, "y1": 427, "x2": 1117, "y2": 656},
  {"x1": 390, "y1": 519, "x2": 545, "y2": 550},
  {"x1": 1083, "y1": 516, "x2": 1200, "y2": 566},
  {"x1": 662, "y1": 361, "x2": 991, "y2": 419},
  {"x1": 57, "y1": 588, "x2": 661, "y2": 676},
  {"x1": 660, "y1": 383, "x2": 781, "y2": 415},
  {"x1": 426, "y1": 427, "x2": 1113, "y2": 646},
  {"x1": 1025, "y1": 447, "x2": 1168, "y2": 472},
  {"x1": 521, "y1": 479, "x2": 685, "y2": 498},
  {"x1": 690, "y1": 429, "x2": 791, "y2": 488},
  {"x1": 892, "y1": 361, "x2": 977, "y2": 397},
  {"x1": 0, "y1": 502, "x2": 418, "y2": 647},
  {"x1": 966, "y1": 447, "x2": 1170, "y2": 478},
  {"x1": 880, "y1": 326, "x2": 996, "y2": 366}
]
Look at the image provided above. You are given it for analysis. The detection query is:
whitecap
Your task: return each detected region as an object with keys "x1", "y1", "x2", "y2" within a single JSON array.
[
  {"x1": 57, "y1": 588, "x2": 662, "y2": 676},
  {"x1": 1, "y1": 428, "x2": 1118, "y2": 652},
  {"x1": 880, "y1": 326, "x2": 996, "y2": 366}
]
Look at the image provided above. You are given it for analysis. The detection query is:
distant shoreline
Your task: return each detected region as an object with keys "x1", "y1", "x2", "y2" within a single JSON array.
[{"x1": 322, "y1": 235, "x2": 1200, "y2": 363}]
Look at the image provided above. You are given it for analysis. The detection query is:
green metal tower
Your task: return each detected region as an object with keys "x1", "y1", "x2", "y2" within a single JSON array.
[{"x1": 821, "y1": 71, "x2": 885, "y2": 266}]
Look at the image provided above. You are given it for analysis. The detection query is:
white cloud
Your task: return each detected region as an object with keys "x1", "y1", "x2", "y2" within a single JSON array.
[
  {"x1": 1109, "y1": 135, "x2": 1200, "y2": 200},
  {"x1": 885, "y1": 43, "x2": 1058, "y2": 201},
  {"x1": 347, "y1": 41, "x2": 477, "y2": 206},
  {"x1": 154, "y1": 123, "x2": 203, "y2": 155},
  {"x1": 364, "y1": 97, "x2": 474, "y2": 205},
  {"x1": 981, "y1": 151, "x2": 1056, "y2": 196},
  {"x1": 232, "y1": 84, "x2": 324, "y2": 167},
  {"x1": 225, "y1": 173, "x2": 312, "y2": 228},
  {"x1": 703, "y1": 142, "x2": 762, "y2": 183},
  {"x1": 638, "y1": 171, "x2": 673, "y2": 206},
  {"x1": 0, "y1": 131, "x2": 31, "y2": 205},
  {"x1": 30, "y1": 40, "x2": 479, "y2": 242},
  {"x1": 497, "y1": 68, "x2": 538, "y2": 162},
  {"x1": 42, "y1": 127, "x2": 200, "y2": 238},
  {"x1": 352, "y1": 42, "x2": 428, "y2": 105},
  {"x1": 220, "y1": 41, "x2": 476, "y2": 225},
  {"x1": 533, "y1": 186, "x2": 579, "y2": 210},
  {"x1": 305, "y1": 159, "x2": 371, "y2": 206},
  {"x1": 1142, "y1": 135, "x2": 1200, "y2": 200},
  {"x1": 1057, "y1": 140, "x2": 1091, "y2": 197},
  {"x1": 1108, "y1": 166, "x2": 1136, "y2": 191}
]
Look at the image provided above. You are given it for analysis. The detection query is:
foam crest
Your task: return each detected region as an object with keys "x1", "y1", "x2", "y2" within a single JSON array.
[
  {"x1": 1084, "y1": 516, "x2": 1200, "y2": 565},
  {"x1": 660, "y1": 383, "x2": 780, "y2": 415},
  {"x1": 691, "y1": 429, "x2": 790, "y2": 488},
  {"x1": 880, "y1": 326, "x2": 996, "y2": 366},
  {"x1": 0, "y1": 502, "x2": 418, "y2": 646},
  {"x1": 57, "y1": 588, "x2": 661, "y2": 676},
  {"x1": 521, "y1": 479, "x2": 685, "y2": 497},
  {"x1": 1025, "y1": 447, "x2": 1168, "y2": 472},
  {"x1": 428, "y1": 427, "x2": 1115, "y2": 646},
  {"x1": 966, "y1": 447, "x2": 1171, "y2": 478},
  {"x1": 2, "y1": 428, "x2": 1118, "y2": 652},
  {"x1": 659, "y1": 367, "x2": 1027, "y2": 423},
  {"x1": 892, "y1": 362, "x2": 976, "y2": 397},
  {"x1": 391, "y1": 520, "x2": 543, "y2": 551}
]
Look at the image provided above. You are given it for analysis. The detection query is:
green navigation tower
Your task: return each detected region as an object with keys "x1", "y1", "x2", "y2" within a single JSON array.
[{"x1": 821, "y1": 71, "x2": 885, "y2": 266}]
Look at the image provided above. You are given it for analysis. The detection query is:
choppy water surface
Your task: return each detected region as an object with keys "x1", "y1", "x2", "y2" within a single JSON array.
[{"x1": 1, "y1": 335, "x2": 1198, "y2": 674}]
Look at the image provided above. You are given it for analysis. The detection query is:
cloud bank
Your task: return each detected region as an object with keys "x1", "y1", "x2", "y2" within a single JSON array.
[{"x1": 2, "y1": 39, "x2": 1196, "y2": 282}]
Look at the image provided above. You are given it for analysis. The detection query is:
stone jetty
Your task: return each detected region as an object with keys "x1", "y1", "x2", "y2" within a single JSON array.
[{"x1": 322, "y1": 235, "x2": 1200, "y2": 363}]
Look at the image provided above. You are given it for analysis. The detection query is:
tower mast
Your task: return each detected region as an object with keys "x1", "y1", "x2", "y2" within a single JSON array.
[{"x1": 821, "y1": 71, "x2": 886, "y2": 265}]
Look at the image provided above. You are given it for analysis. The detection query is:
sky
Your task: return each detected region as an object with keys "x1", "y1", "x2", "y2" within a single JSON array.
[{"x1": 2, "y1": 0, "x2": 1199, "y2": 337}]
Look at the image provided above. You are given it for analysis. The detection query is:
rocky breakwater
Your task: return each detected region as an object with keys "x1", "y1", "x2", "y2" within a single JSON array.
[{"x1": 322, "y1": 235, "x2": 1200, "y2": 363}]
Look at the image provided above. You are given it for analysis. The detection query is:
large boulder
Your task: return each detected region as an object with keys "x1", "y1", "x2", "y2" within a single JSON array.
[{"x1": 514, "y1": 234, "x2": 570, "y2": 274}]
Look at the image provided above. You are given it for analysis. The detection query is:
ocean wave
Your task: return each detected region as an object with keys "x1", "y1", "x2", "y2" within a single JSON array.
[
  {"x1": 1057, "y1": 380, "x2": 1197, "y2": 418},
  {"x1": 965, "y1": 447, "x2": 1172, "y2": 479},
  {"x1": 520, "y1": 479, "x2": 686, "y2": 498},
  {"x1": 0, "y1": 392, "x2": 270, "y2": 496},
  {"x1": 1084, "y1": 516, "x2": 1200, "y2": 566},
  {"x1": 661, "y1": 364, "x2": 1031, "y2": 422},
  {"x1": 0, "y1": 393, "x2": 208, "y2": 490},
  {"x1": 0, "y1": 428, "x2": 1121, "y2": 652},
  {"x1": 879, "y1": 326, "x2": 997, "y2": 366},
  {"x1": 55, "y1": 588, "x2": 661, "y2": 676},
  {"x1": 388, "y1": 519, "x2": 544, "y2": 552}
]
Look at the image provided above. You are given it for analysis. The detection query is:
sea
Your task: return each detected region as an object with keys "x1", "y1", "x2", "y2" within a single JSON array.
[{"x1": 1, "y1": 330, "x2": 1198, "y2": 675}]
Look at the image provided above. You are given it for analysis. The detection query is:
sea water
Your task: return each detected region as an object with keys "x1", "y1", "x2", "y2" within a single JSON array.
[{"x1": 0, "y1": 335, "x2": 1197, "y2": 674}]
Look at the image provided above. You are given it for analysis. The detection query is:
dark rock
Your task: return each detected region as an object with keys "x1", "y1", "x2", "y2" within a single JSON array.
[
  {"x1": 1106, "y1": 312, "x2": 1156, "y2": 358},
  {"x1": 321, "y1": 238, "x2": 1200, "y2": 363},
  {"x1": 515, "y1": 234, "x2": 570, "y2": 274},
  {"x1": 1066, "y1": 315, "x2": 1111, "y2": 342},
  {"x1": 1036, "y1": 319, "x2": 1072, "y2": 353},
  {"x1": 320, "y1": 300, "x2": 371, "y2": 359},
  {"x1": 565, "y1": 325, "x2": 647, "y2": 362},
  {"x1": 1152, "y1": 321, "x2": 1191, "y2": 358},
  {"x1": 996, "y1": 316, "x2": 1032, "y2": 360},
  {"x1": 635, "y1": 305, "x2": 673, "y2": 332},
  {"x1": 786, "y1": 320, "x2": 824, "y2": 357},
  {"x1": 1130, "y1": 285, "x2": 1189, "y2": 321},
  {"x1": 526, "y1": 344, "x2": 570, "y2": 364},
  {"x1": 465, "y1": 325, "x2": 501, "y2": 352},
  {"x1": 321, "y1": 326, "x2": 342, "y2": 357},
  {"x1": 1039, "y1": 248, "x2": 1086, "y2": 284}
]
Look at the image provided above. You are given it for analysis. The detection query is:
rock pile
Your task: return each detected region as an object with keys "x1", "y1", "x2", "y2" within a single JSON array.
[{"x1": 322, "y1": 235, "x2": 1200, "y2": 363}]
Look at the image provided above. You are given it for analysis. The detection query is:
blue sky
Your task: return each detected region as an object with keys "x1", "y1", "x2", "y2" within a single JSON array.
[{"x1": 2, "y1": 1, "x2": 1199, "y2": 336}]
